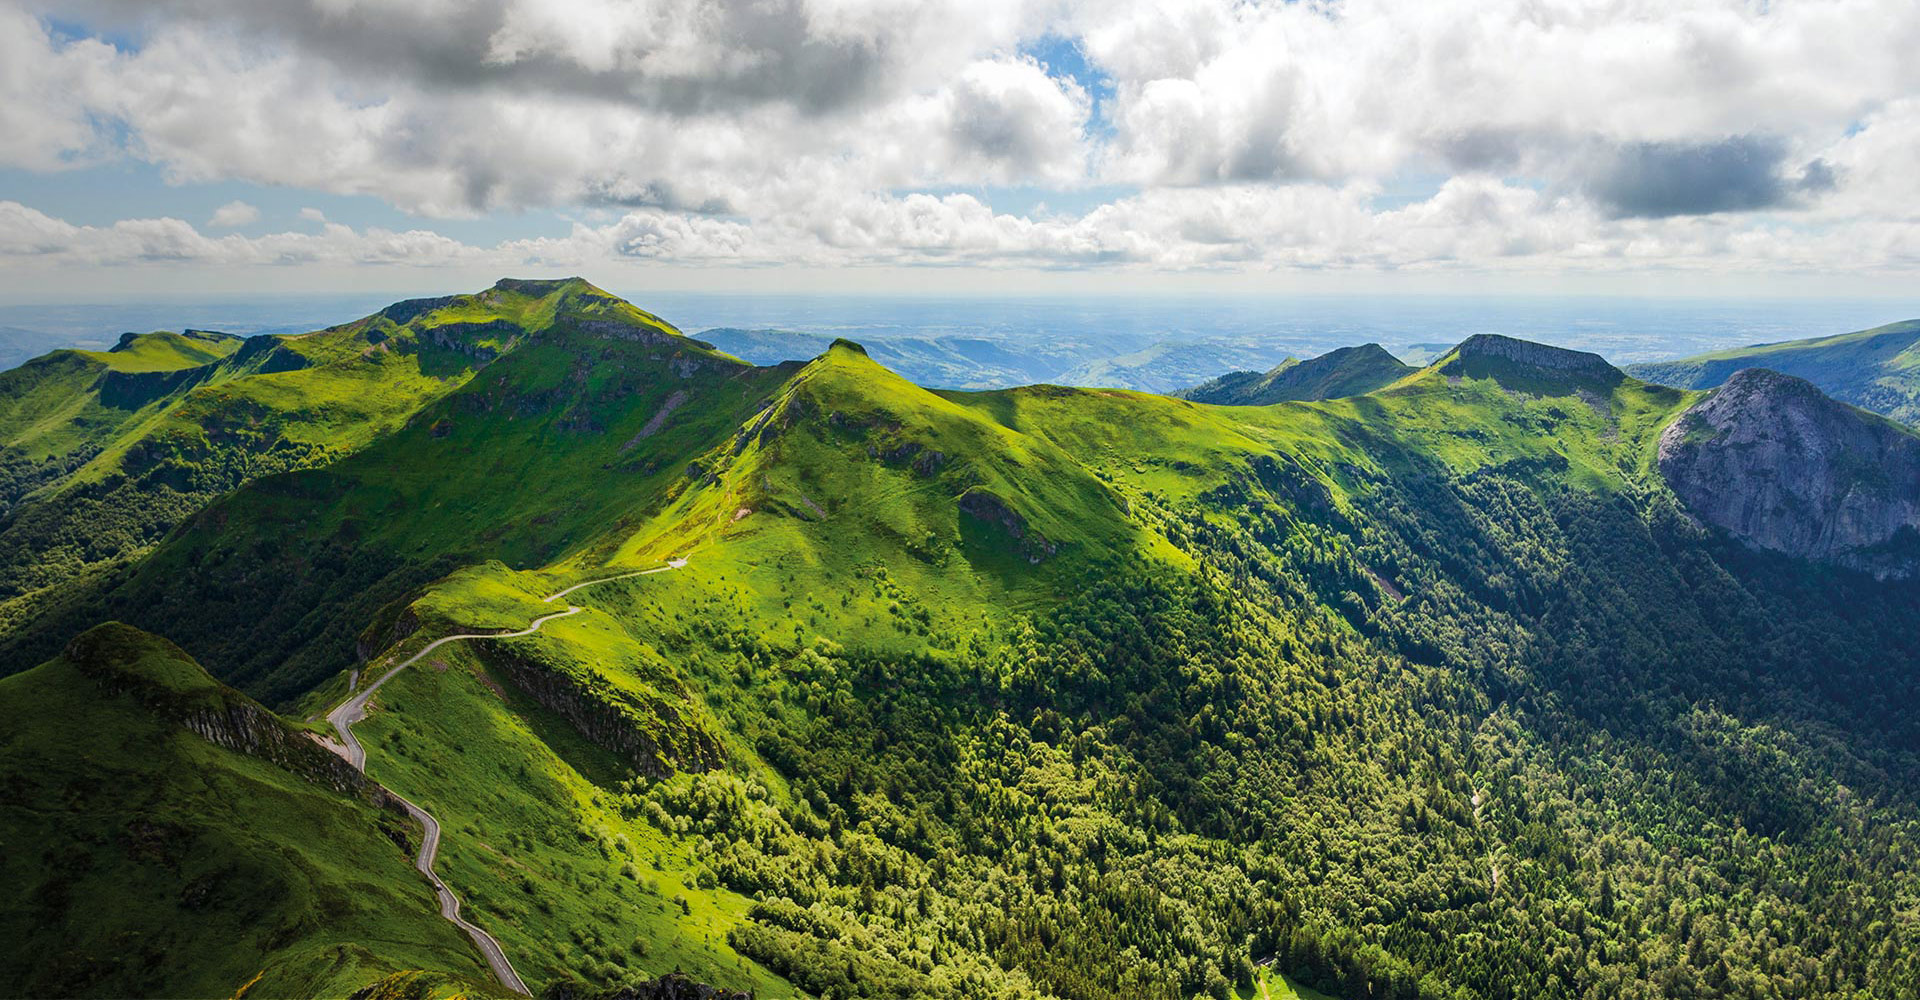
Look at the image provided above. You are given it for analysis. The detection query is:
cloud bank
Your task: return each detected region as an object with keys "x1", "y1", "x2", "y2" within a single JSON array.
[{"x1": 3, "y1": 0, "x2": 1919, "y2": 282}]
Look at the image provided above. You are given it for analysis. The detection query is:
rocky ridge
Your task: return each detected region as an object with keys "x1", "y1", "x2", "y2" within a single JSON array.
[{"x1": 1657, "y1": 367, "x2": 1920, "y2": 576}]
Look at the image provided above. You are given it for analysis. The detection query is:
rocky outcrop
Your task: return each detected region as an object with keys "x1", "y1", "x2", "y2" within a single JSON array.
[
  {"x1": 1442, "y1": 334, "x2": 1622, "y2": 385},
  {"x1": 484, "y1": 646, "x2": 726, "y2": 777},
  {"x1": 97, "y1": 364, "x2": 217, "y2": 410},
  {"x1": 65, "y1": 623, "x2": 370, "y2": 794},
  {"x1": 1657, "y1": 368, "x2": 1920, "y2": 576},
  {"x1": 958, "y1": 486, "x2": 1056, "y2": 563}
]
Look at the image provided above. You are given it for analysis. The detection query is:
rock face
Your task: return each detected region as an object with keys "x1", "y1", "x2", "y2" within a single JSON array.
[
  {"x1": 1446, "y1": 334, "x2": 1620, "y2": 379},
  {"x1": 65, "y1": 623, "x2": 371, "y2": 794},
  {"x1": 1657, "y1": 368, "x2": 1920, "y2": 576}
]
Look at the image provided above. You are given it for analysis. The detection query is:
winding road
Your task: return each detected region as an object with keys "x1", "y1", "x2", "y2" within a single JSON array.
[{"x1": 320, "y1": 559, "x2": 685, "y2": 996}]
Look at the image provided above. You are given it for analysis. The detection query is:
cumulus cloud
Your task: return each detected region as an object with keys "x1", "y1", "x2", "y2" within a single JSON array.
[
  {"x1": 207, "y1": 200, "x2": 259, "y2": 228},
  {"x1": 1582, "y1": 136, "x2": 1822, "y2": 219},
  {"x1": 3, "y1": 0, "x2": 1919, "y2": 278}
]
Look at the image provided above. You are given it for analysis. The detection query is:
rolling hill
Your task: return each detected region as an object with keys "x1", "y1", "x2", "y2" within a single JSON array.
[
  {"x1": 1177, "y1": 343, "x2": 1415, "y2": 404},
  {"x1": 1627, "y1": 318, "x2": 1920, "y2": 425},
  {"x1": 6, "y1": 284, "x2": 1920, "y2": 1000}
]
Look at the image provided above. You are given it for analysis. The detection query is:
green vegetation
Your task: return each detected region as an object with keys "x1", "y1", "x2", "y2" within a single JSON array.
[
  {"x1": 7, "y1": 284, "x2": 1920, "y2": 999},
  {"x1": 0, "y1": 623, "x2": 501, "y2": 1000},
  {"x1": 1628, "y1": 317, "x2": 1920, "y2": 425},
  {"x1": 1178, "y1": 344, "x2": 1416, "y2": 404}
]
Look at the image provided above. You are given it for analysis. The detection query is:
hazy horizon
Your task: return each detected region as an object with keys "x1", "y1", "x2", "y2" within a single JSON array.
[{"x1": 8, "y1": 288, "x2": 1919, "y2": 378}]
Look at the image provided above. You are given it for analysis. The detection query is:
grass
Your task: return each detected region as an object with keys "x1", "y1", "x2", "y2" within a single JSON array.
[
  {"x1": 1243, "y1": 967, "x2": 1341, "y2": 1000},
  {"x1": 1183, "y1": 344, "x2": 1416, "y2": 405},
  {"x1": 1628, "y1": 318, "x2": 1920, "y2": 425},
  {"x1": 348, "y1": 635, "x2": 801, "y2": 997},
  {"x1": 75, "y1": 331, "x2": 240, "y2": 373},
  {"x1": 0, "y1": 625, "x2": 501, "y2": 999}
]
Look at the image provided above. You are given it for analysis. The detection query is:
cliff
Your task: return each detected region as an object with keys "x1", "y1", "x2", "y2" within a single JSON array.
[{"x1": 1657, "y1": 368, "x2": 1920, "y2": 576}]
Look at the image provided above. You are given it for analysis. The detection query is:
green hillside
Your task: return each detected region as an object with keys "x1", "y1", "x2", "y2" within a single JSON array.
[
  {"x1": 1627, "y1": 318, "x2": 1920, "y2": 424},
  {"x1": 8, "y1": 287, "x2": 1920, "y2": 999},
  {"x1": 0, "y1": 278, "x2": 684, "y2": 644},
  {"x1": 0, "y1": 623, "x2": 501, "y2": 1000},
  {"x1": 1177, "y1": 344, "x2": 1415, "y2": 404}
]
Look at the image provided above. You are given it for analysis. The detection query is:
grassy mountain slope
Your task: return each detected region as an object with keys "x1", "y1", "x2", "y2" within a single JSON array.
[
  {"x1": 1177, "y1": 344, "x2": 1416, "y2": 404},
  {"x1": 0, "y1": 279, "x2": 675, "y2": 609},
  {"x1": 1627, "y1": 318, "x2": 1920, "y2": 425},
  {"x1": 12, "y1": 287, "x2": 1920, "y2": 999},
  {"x1": 0, "y1": 623, "x2": 498, "y2": 1000},
  {"x1": 1, "y1": 284, "x2": 796, "y2": 703}
]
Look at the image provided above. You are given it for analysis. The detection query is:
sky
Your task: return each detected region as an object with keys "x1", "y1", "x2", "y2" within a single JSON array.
[{"x1": 2, "y1": 0, "x2": 1919, "y2": 300}]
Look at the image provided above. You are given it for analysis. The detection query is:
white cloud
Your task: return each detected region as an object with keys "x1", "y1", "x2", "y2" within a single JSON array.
[
  {"x1": 3, "y1": 0, "x2": 1919, "y2": 282},
  {"x1": 207, "y1": 200, "x2": 259, "y2": 228}
]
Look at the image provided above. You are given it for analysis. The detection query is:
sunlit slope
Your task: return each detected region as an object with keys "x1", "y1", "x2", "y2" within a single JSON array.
[
  {"x1": 1628, "y1": 318, "x2": 1920, "y2": 425},
  {"x1": 1, "y1": 293, "x2": 793, "y2": 702},
  {"x1": 1178, "y1": 344, "x2": 1415, "y2": 404},
  {"x1": 0, "y1": 623, "x2": 500, "y2": 1000},
  {"x1": 0, "y1": 279, "x2": 667, "y2": 607}
]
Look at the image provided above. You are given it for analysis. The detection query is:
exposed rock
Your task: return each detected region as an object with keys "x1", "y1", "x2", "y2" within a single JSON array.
[
  {"x1": 576, "y1": 319, "x2": 683, "y2": 347},
  {"x1": 1657, "y1": 368, "x2": 1920, "y2": 576},
  {"x1": 623, "y1": 390, "x2": 690, "y2": 452},
  {"x1": 958, "y1": 486, "x2": 1056, "y2": 563},
  {"x1": 377, "y1": 295, "x2": 458, "y2": 325},
  {"x1": 482, "y1": 646, "x2": 726, "y2": 777},
  {"x1": 97, "y1": 364, "x2": 218, "y2": 410},
  {"x1": 1443, "y1": 334, "x2": 1622, "y2": 386},
  {"x1": 65, "y1": 623, "x2": 370, "y2": 795}
]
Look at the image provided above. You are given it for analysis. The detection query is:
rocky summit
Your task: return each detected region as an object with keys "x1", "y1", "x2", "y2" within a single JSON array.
[{"x1": 1659, "y1": 367, "x2": 1920, "y2": 575}]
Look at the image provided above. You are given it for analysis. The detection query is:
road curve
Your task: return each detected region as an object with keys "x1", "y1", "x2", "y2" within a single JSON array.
[
  {"x1": 542, "y1": 557, "x2": 686, "y2": 604},
  {"x1": 322, "y1": 561, "x2": 684, "y2": 995},
  {"x1": 326, "y1": 606, "x2": 583, "y2": 771}
]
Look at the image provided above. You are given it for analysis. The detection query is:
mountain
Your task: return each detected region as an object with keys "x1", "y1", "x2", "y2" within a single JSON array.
[
  {"x1": 1177, "y1": 343, "x2": 1414, "y2": 403},
  {"x1": 1658, "y1": 367, "x2": 1920, "y2": 575},
  {"x1": 0, "y1": 277, "x2": 682, "y2": 631},
  {"x1": 1628, "y1": 318, "x2": 1920, "y2": 425},
  {"x1": 7, "y1": 284, "x2": 1920, "y2": 1000},
  {"x1": 0, "y1": 622, "x2": 500, "y2": 999},
  {"x1": 0, "y1": 325, "x2": 120, "y2": 371}
]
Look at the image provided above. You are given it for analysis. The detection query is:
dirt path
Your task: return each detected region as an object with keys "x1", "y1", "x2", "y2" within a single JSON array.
[{"x1": 320, "y1": 559, "x2": 684, "y2": 995}]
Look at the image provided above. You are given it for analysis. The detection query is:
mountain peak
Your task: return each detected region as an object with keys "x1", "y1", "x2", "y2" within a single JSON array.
[
  {"x1": 1179, "y1": 342, "x2": 1413, "y2": 404},
  {"x1": 1432, "y1": 334, "x2": 1623, "y2": 391},
  {"x1": 1659, "y1": 366, "x2": 1920, "y2": 575},
  {"x1": 490, "y1": 275, "x2": 593, "y2": 297},
  {"x1": 1450, "y1": 334, "x2": 1618, "y2": 376}
]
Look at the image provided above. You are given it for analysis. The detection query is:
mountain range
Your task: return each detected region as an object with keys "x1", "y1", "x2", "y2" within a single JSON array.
[
  {"x1": 1628, "y1": 318, "x2": 1920, "y2": 426},
  {"x1": 6, "y1": 279, "x2": 1920, "y2": 1000},
  {"x1": 1174, "y1": 344, "x2": 1417, "y2": 404}
]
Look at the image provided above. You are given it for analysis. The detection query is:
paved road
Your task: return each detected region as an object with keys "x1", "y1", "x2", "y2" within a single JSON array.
[
  {"x1": 542, "y1": 557, "x2": 685, "y2": 604},
  {"x1": 386, "y1": 787, "x2": 530, "y2": 995},
  {"x1": 320, "y1": 560, "x2": 683, "y2": 995},
  {"x1": 326, "y1": 606, "x2": 583, "y2": 770}
]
